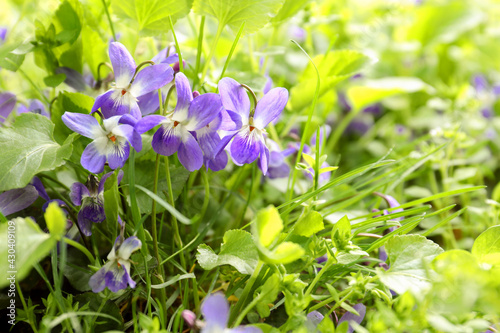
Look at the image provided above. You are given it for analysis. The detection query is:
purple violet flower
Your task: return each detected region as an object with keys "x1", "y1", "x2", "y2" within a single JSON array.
[
  {"x1": 0, "y1": 92, "x2": 16, "y2": 123},
  {"x1": 196, "y1": 113, "x2": 230, "y2": 172},
  {"x1": 89, "y1": 236, "x2": 141, "y2": 293},
  {"x1": 136, "y1": 73, "x2": 224, "y2": 172},
  {"x1": 62, "y1": 113, "x2": 142, "y2": 173},
  {"x1": 0, "y1": 27, "x2": 7, "y2": 42},
  {"x1": 217, "y1": 77, "x2": 288, "y2": 175},
  {"x1": 472, "y1": 74, "x2": 500, "y2": 120},
  {"x1": 70, "y1": 171, "x2": 123, "y2": 236},
  {"x1": 18, "y1": 99, "x2": 49, "y2": 118},
  {"x1": 266, "y1": 139, "x2": 291, "y2": 179},
  {"x1": 137, "y1": 45, "x2": 181, "y2": 116},
  {"x1": 197, "y1": 293, "x2": 262, "y2": 333},
  {"x1": 338, "y1": 303, "x2": 367, "y2": 333},
  {"x1": 91, "y1": 42, "x2": 174, "y2": 120},
  {"x1": 0, "y1": 185, "x2": 39, "y2": 216}
]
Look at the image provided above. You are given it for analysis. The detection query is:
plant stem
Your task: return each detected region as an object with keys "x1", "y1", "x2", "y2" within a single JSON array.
[
  {"x1": 239, "y1": 162, "x2": 257, "y2": 226},
  {"x1": 168, "y1": 16, "x2": 183, "y2": 72},
  {"x1": 200, "y1": 24, "x2": 224, "y2": 85},
  {"x1": 101, "y1": 0, "x2": 117, "y2": 42},
  {"x1": 287, "y1": 41, "x2": 321, "y2": 206},
  {"x1": 229, "y1": 261, "x2": 264, "y2": 325},
  {"x1": 194, "y1": 16, "x2": 206, "y2": 89},
  {"x1": 305, "y1": 258, "x2": 335, "y2": 297}
]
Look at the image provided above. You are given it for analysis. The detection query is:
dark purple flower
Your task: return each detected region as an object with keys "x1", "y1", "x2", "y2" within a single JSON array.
[
  {"x1": 62, "y1": 113, "x2": 142, "y2": 173},
  {"x1": 217, "y1": 77, "x2": 288, "y2": 175},
  {"x1": 137, "y1": 46, "x2": 181, "y2": 116},
  {"x1": 266, "y1": 139, "x2": 291, "y2": 179},
  {"x1": 91, "y1": 42, "x2": 174, "y2": 120},
  {"x1": 0, "y1": 92, "x2": 16, "y2": 123},
  {"x1": 136, "y1": 73, "x2": 224, "y2": 172},
  {"x1": 196, "y1": 114, "x2": 229, "y2": 172},
  {"x1": 306, "y1": 311, "x2": 324, "y2": 327},
  {"x1": 70, "y1": 171, "x2": 123, "y2": 236},
  {"x1": 338, "y1": 303, "x2": 366, "y2": 333},
  {"x1": 55, "y1": 67, "x2": 87, "y2": 92},
  {"x1": 199, "y1": 293, "x2": 262, "y2": 333},
  {"x1": 89, "y1": 236, "x2": 141, "y2": 292},
  {"x1": 0, "y1": 185, "x2": 39, "y2": 216},
  {"x1": 18, "y1": 99, "x2": 49, "y2": 118}
]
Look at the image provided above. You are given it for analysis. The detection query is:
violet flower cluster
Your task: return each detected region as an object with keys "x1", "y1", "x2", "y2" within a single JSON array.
[{"x1": 61, "y1": 42, "x2": 289, "y2": 175}]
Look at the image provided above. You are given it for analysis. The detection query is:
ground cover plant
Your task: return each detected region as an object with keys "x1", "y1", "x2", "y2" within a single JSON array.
[{"x1": 1, "y1": 0, "x2": 500, "y2": 332}]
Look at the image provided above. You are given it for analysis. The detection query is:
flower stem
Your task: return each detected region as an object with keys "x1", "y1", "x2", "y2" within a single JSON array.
[
  {"x1": 238, "y1": 162, "x2": 257, "y2": 226},
  {"x1": 168, "y1": 16, "x2": 183, "y2": 72},
  {"x1": 286, "y1": 41, "x2": 321, "y2": 207},
  {"x1": 200, "y1": 23, "x2": 224, "y2": 85},
  {"x1": 305, "y1": 257, "x2": 335, "y2": 298},
  {"x1": 193, "y1": 16, "x2": 206, "y2": 89},
  {"x1": 149, "y1": 90, "x2": 168, "y2": 321},
  {"x1": 101, "y1": 0, "x2": 117, "y2": 42},
  {"x1": 229, "y1": 261, "x2": 264, "y2": 325}
]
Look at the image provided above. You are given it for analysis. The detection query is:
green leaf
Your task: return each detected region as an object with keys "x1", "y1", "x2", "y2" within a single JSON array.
[
  {"x1": 54, "y1": 0, "x2": 82, "y2": 44},
  {"x1": 0, "y1": 43, "x2": 28, "y2": 72},
  {"x1": 293, "y1": 210, "x2": 324, "y2": 237},
  {"x1": 0, "y1": 113, "x2": 74, "y2": 191},
  {"x1": 378, "y1": 234, "x2": 443, "y2": 295},
  {"x1": 113, "y1": 0, "x2": 193, "y2": 36},
  {"x1": 44, "y1": 202, "x2": 67, "y2": 239},
  {"x1": 259, "y1": 241, "x2": 305, "y2": 265},
  {"x1": 193, "y1": 0, "x2": 285, "y2": 35},
  {"x1": 404, "y1": 2, "x2": 483, "y2": 47},
  {"x1": 290, "y1": 50, "x2": 372, "y2": 111},
  {"x1": 271, "y1": 0, "x2": 310, "y2": 25},
  {"x1": 346, "y1": 77, "x2": 430, "y2": 111},
  {"x1": 61, "y1": 91, "x2": 94, "y2": 114},
  {"x1": 331, "y1": 215, "x2": 351, "y2": 251},
  {"x1": 151, "y1": 273, "x2": 195, "y2": 289},
  {"x1": 255, "y1": 205, "x2": 283, "y2": 248},
  {"x1": 44, "y1": 73, "x2": 66, "y2": 88},
  {"x1": 255, "y1": 273, "x2": 281, "y2": 318},
  {"x1": 0, "y1": 217, "x2": 56, "y2": 288},
  {"x1": 196, "y1": 230, "x2": 259, "y2": 275},
  {"x1": 81, "y1": 26, "x2": 108, "y2": 79},
  {"x1": 471, "y1": 225, "x2": 500, "y2": 266}
]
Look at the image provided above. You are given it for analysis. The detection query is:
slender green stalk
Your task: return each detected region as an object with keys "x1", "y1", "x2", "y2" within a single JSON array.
[
  {"x1": 150, "y1": 90, "x2": 168, "y2": 320},
  {"x1": 287, "y1": 41, "x2": 321, "y2": 204},
  {"x1": 239, "y1": 162, "x2": 257, "y2": 226},
  {"x1": 310, "y1": 289, "x2": 352, "y2": 312},
  {"x1": 168, "y1": 16, "x2": 183, "y2": 72},
  {"x1": 229, "y1": 261, "x2": 264, "y2": 325},
  {"x1": 200, "y1": 24, "x2": 224, "y2": 84},
  {"x1": 217, "y1": 21, "x2": 246, "y2": 86},
  {"x1": 314, "y1": 126, "x2": 321, "y2": 193},
  {"x1": 305, "y1": 258, "x2": 335, "y2": 297},
  {"x1": 194, "y1": 16, "x2": 206, "y2": 89},
  {"x1": 233, "y1": 292, "x2": 264, "y2": 327},
  {"x1": 164, "y1": 155, "x2": 189, "y2": 309},
  {"x1": 17, "y1": 68, "x2": 50, "y2": 104},
  {"x1": 63, "y1": 238, "x2": 95, "y2": 263},
  {"x1": 101, "y1": 0, "x2": 117, "y2": 42},
  {"x1": 16, "y1": 280, "x2": 38, "y2": 333}
]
